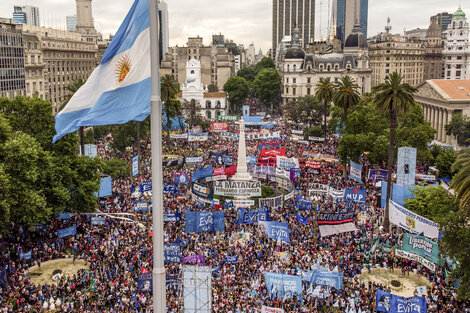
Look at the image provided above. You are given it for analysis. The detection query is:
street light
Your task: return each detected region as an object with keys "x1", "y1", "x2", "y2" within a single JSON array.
[
  {"x1": 310, "y1": 195, "x2": 321, "y2": 247},
  {"x1": 143, "y1": 191, "x2": 152, "y2": 238}
]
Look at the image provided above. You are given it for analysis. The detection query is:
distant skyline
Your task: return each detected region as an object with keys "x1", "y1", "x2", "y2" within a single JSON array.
[{"x1": 1, "y1": 0, "x2": 469, "y2": 53}]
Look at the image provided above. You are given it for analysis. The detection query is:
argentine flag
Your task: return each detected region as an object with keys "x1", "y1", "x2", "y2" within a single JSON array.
[{"x1": 53, "y1": 0, "x2": 150, "y2": 142}]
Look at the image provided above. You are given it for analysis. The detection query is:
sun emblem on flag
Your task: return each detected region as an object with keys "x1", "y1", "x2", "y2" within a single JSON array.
[{"x1": 115, "y1": 55, "x2": 131, "y2": 84}]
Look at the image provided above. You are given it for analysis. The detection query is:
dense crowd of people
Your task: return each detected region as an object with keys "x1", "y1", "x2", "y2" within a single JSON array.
[{"x1": 0, "y1": 116, "x2": 468, "y2": 312}]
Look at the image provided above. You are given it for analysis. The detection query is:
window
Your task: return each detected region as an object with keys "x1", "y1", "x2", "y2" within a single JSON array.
[
  {"x1": 307, "y1": 88, "x2": 310, "y2": 95},
  {"x1": 307, "y1": 77, "x2": 311, "y2": 84},
  {"x1": 206, "y1": 100, "x2": 211, "y2": 108},
  {"x1": 293, "y1": 64, "x2": 296, "y2": 71},
  {"x1": 190, "y1": 70, "x2": 195, "y2": 74},
  {"x1": 457, "y1": 56, "x2": 462, "y2": 60},
  {"x1": 216, "y1": 101, "x2": 221, "y2": 109},
  {"x1": 287, "y1": 64, "x2": 290, "y2": 71},
  {"x1": 293, "y1": 88, "x2": 296, "y2": 96},
  {"x1": 293, "y1": 78, "x2": 296, "y2": 84},
  {"x1": 206, "y1": 110, "x2": 211, "y2": 119},
  {"x1": 285, "y1": 87, "x2": 289, "y2": 94},
  {"x1": 286, "y1": 77, "x2": 289, "y2": 84},
  {"x1": 456, "y1": 70, "x2": 461, "y2": 77}
]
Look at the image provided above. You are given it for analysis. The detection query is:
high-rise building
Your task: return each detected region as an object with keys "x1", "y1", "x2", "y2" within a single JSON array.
[
  {"x1": 0, "y1": 21, "x2": 26, "y2": 98},
  {"x1": 12, "y1": 5, "x2": 40, "y2": 27},
  {"x1": 158, "y1": 1, "x2": 169, "y2": 60},
  {"x1": 423, "y1": 21, "x2": 443, "y2": 80},
  {"x1": 431, "y1": 12, "x2": 453, "y2": 32},
  {"x1": 272, "y1": 0, "x2": 315, "y2": 58},
  {"x1": 336, "y1": 0, "x2": 368, "y2": 47},
  {"x1": 76, "y1": 0, "x2": 98, "y2": 44},
  {"x1": 66, "y1": 15, "x2": 77, "y2": 32},
  {"x1": 443, "y1": 7, "x2": 470, "y2": 80}
]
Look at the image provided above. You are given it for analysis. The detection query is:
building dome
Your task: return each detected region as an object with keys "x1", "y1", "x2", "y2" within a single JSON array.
[
  {"x1": 285, "y1": 47, "x2": 305, "y2": 59},
  {"x1": 344, "y1": 23, "x2": 367, "y2": 49},
  {"x1": 454, "y1": 6, "x2": 466, "y2": 19}
]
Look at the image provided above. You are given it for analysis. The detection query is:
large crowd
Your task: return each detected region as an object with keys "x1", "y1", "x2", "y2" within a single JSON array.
[{"x1": 0, "y1": 116, "x2": 469, "y2": 312}]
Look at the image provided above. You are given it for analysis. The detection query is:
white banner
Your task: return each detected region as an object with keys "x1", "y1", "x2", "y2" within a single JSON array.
[
  {"x1": 205, "y1": 175, "x2": 227, "y2": 182},
  {"x1": 284, "y1": 189, "x2": 295, "y2": 201},
  {"x1": 308, "y1": 136, "x2": 325, "y2": 141},
  {"x1": 307, "y1": 183, "x2": 329, "y2": 196},
  {"x1": 262, "y1": 306, "x2": 285, "y2": 313},
  {"x1": 276, "y1": 156, "x2": 299, "y2": 169},
  {"x1": 186, "y1": 156, "x2": 203, "y2": 164},
  {"x1": 214, "y1": 180, "x2": 261, "y2": 197},
  {"x1": 396, "y1": 249, "x2": 436, "y2": 272},
  {"x1": 291, "y1": 134, "x2": 303, "y2": 141},
  {"x1": 188, "y1": 133, "x2": 209, "y2": 142},
  {"x1": 291, "y1": 129, "x2": 303, "y2": 135},
  {"x1": 328, "y1": 187, "x2": 344, "y2": 200},
  {"x1": 259, "y1": 195, "x2": 284, "y2": 209},
  {"x1": 298, "y1": 140, "x2": 309, "y2": 145},
  {"x1": 191, "y1": 194, "x2": 219, "y2": 205},
  {"x1": 275, "y1": 168, "x2": 290, "y2": 180},
  {"x1": 226, "y1": 199, "x2": 255, "y2": 208},
  {"x1": 415, "y1": 173, "x2": 436, "y2": 181},
  {"x1": 389, "y1": 200, "x2": 439, "y2": 239},
  {"x1": 170, "y1": 133, "x2": 188, "y2": 139}
]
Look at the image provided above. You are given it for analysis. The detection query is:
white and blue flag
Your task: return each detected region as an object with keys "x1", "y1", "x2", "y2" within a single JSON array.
[{"x1": 53, "y1": 0, "x2": 150, "y2": 142}]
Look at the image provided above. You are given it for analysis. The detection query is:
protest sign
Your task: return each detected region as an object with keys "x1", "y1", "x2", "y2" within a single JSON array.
[
  {"x1": 389, "y1": 200, "x2": 439, "y2": 239},
  {"x1": 137, "y1": 273, "x2": 152, "y2": 293},
  {"x1": 310, "y1": 270, "x2": 343, "y2": 289},
  {"x1": 307, "y1": 183, "x2": 328, "y2": 197},
  {"x1": 164, "y1": 213, "x2": 182, "y2": 222},
  {"x1": 264, "y1": 272, "x2": 302, "y2": 299},
  {"x1": 259, "y1": 221, "x2": 290, "y2": 243},
  {"x1": 181, "y1": 254, "x2": 205, "y2": 265},
  {"x1": 369, "y1": 169, "x2": 388, "y2": 181},
  {"x1": 191, "y1": 182, "x2": 213, "y2": 200},
  {"x1": 349, "y1": 160, "x2": 363, "y2": 183},
  {"x1": 186, "y1": 156, "x2": 203, "y2": 165},
  {"x1": 376, "y1": 289, "x2": 427, "y2": 313},
  {"x1": 316, "y1": 212, "x2": 355, "y2": 225},
  {"x1": 90, "y1": 216, "x2": 106, "y2": 226},
  {"x1": 402, "y1": 233, "x2": 439, "y2": 264},
  {"x1": 214, "y1": 180, "x2": 261, "y2": 197},
  {"x1": 210, "y1": 122, "x2": 228, "y2": 131},
  {"x1": 344, "y1": 188, "x2": 366, "y2": 203},
  {"x1": 58, "y1": 225, "x2": 77, "y2": 238},
  {"x1": 236, "y1": 207, "x2": 269, "y2": 224},
  {"x1": 164, "y1": 243, "x2": 181, "y2": 263},
  {"x1": 132, "y1": 156, "x2": 139, "y2": 176},
  {"x1": 258, "y1": 195, "x2": 283, "y2": 209},
  {"x1": 185, "y1": 211, "x2": 225, "y2": 233},
  {"x1": 170, "y1": 133, "x2": 188, "y2": 139}
]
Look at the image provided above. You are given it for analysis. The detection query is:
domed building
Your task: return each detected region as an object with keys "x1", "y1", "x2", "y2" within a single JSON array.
[
  {"x1": 278, "y1": 27, "x2": 371, "y2": 104},
  {"x1": 443, "y1": 6, "x2": 470, "y2": 79},
  {"x1": 178, "y1": 58, "x2": 228, "y2": 120}
]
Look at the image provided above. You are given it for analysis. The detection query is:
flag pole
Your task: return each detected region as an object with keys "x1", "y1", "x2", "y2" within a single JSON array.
[{"x1": 149, "y1": 0, "x2": 166, "y2": 311}]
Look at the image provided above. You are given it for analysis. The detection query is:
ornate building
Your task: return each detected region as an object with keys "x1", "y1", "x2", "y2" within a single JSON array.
[
  {"x1": 443, "y1": 7, "x2": 470, "y2": 80},
  {"x1": 0, "y1": 21, "x2": 25, "y2": 99},
  {"x1": 177, "y1": 58, "x2": 228, "y2": 120},
  {"x1": 75, "y1": 0, "x2": 98, "y2": 44},
  {"x1": 160, "y1": 36, "x2": 235, "y2": 91},
  {"x1": 279, "y1": 26, "x2": 371, "y2": 104},
  {"x1": 22, "y1": 31, "x2": 45, "y2": 99},
  {"x1": 424, "y1": 21, "x2": 443, "y2": 80},
  {"x1": 415, "y1": 79, "x2": 470, "y2": 145}
]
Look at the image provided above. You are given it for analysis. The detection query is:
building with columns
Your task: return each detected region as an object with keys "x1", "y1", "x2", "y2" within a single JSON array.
[
  {"x1": 414, "y1": 79, "x2": 470, "y2": 145},
  {"x1": 443, "y1": 7, "x2": 470, "y2": 80}
]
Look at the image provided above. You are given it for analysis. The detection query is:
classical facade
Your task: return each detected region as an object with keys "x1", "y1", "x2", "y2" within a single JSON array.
[
  {"x1": 443, "y1": 7, "x2": 470, "y2": 80},
  {"x1": 177, "y1": 58, "x2": 228, "y2": 120},
  {"x1": 18, "y1": 25, "x2": 97, "y2": 113},
  {"x1": 22, "y1": 32, "x2": 45, "y2": 99},
  {"x1": 415, "y1": 79, "x2": 470, "y2": 145},
  {"x1": 424, "y1": 21, "x2": 443, "y2": 81},
  {"x1": 279, "y1": 26, "x2": 371, "y2": 104},
  {"x1": 369, "y1": 32, "x2": 425, "y2": 87},
  {"x1": 75, "y1": 0, "x2": 98, "y2": 44},
  {"x1": 0, "y1": 21, "x2": 25, "y2": 99},
  {"x1": 160, "y1": 36, "x2": 235, "y2": 91}
]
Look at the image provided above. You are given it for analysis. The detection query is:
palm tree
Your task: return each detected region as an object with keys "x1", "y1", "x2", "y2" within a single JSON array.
[
  {"x1": 161, "y1": 74, "x2": 180, "y2": 138},
  {"x1": 62, "y1": 78, "x2": 86, "y2": 155},
  {"x1": 451, "y1": 148, "x2": 470, "y2": 210},
  {"x1": 333, "y1": 75, "x2": 360, "y2": 128},
  {"x1": 372, "y1": 72, "x2": 417, "y2": 231},
  {"x1": 315, "y1": 77, "x2": 334, "y2": 139},
  {"x1": 333, "y1": 75, "x2": 360, "y2": 177}
]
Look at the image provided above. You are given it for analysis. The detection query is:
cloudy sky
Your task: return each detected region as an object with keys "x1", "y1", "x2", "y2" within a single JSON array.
[{"x1": 2, "y1": 0, "x2": 469, "y2": 53}]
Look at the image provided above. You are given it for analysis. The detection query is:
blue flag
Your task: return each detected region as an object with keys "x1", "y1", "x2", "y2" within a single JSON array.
[
  {"x1": 191, "y1": 166, "x2": 213, "y2": 182},
  {"x1": 58, "y1": 225, "x2": 77, "y2": 238},
  {"x1": 296, "y1": 212, "x2": 309, "y2": 224},
  {"x1": 260, "y1": 221, "x2": 290, "y2": 243},
  {"x1": 132, "y1": 156, "x2": 139, "y2": 176},
  {"x1": 19, "y1": 250, "x2": 32, "y2": 261},
  {"x1": 138, "y1": 272, "x2": 152, "y2": 293},
  {"x1": 185, "y1": 211, "x2": 225, "y2": 233},
  {"x1": 349, "y1": 160, "x2": 363, "y2": 183},
  {"x1": 344, "y1": 187, "x2": 367, "y2": 203},
  {"x1": 376, "y1": 289, "x2": 427, "y2": 313},
  {"x1": 164, "y1": 243, "x2": 181, "y2": 263},
  {"x1": 225, "y1": 255, "x2": 238, "y2": 264},
  {"x1": 174, "y1": 174, "x2": 189, "y2": 185},
  {"x1": 53, "y1": 0, "x2": 151, "y2": 142}
]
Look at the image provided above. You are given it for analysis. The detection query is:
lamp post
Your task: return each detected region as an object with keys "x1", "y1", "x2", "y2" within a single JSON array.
[
  {"x1": 143, "y1": 191, "x2": 152, "y2": 238},
  {"x1": 310, "y1": 195, "x2": 320, "y2": 247}
]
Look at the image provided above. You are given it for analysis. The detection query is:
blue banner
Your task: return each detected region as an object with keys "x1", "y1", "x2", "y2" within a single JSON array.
[
  {"x1": 225, "y1": 255, "x2": 238, "y2": 264},
  {"x1": 344, "y1": 187, "x2": 366, "y2": 203},
  {"x1": 247, "y1": 155, "x2": 257, "y2": 165},
  {"x1": 369, "y1": 169, "x2": 388, "y2": 181},
  {"x1": 310, "y1": 270, "x2": 343, "y2": 289},
  {"x1": 132, "y1": 156, "x2": 139, "y2": 176},
  {"x1": 258, "y1": 143, "x2": 280, "y2": 151},
  {"x1": 262, "y1": 121, "x2": 274, "y2": 129},
  {"x1": 0, "y1": 268, "x2": 6, "y2": 288},
  {"x1": 164, "y1": 243, "x2": 181, "y2": 263},
  {"x1": 191, "y1": 166, "x2": 213, "y2": 182},
  {"x1": 99, "y1": 176, "x2": 112, "y2": 197},
  {"x1": 296, "y1": 212, "x2": 309, "y2": 224},
  {"x1": 164, "y1": 213, "x2": 182, "y2": 222},
  {"x1": 216, "y1": 154, "x2": 233, "y2": 166},
  {"x1": 185, "y1": 211, "x2": 225, "y2": 233},
  {"x1": 174, "y1": 174, "x2": 189, "y2": 185},
  {"x1": 58, "y1": 225, "x2": 77, "y2": 238},
  {"x1": 57, "y1": 212, "x2": 71, "y2": 220},
  {"x1": 140, "y1": 181, "x2": 152, "y2": 192},
  {"x1": 236, "y1": 207, "x2": 269, "y2": 224},
  {"x1": 138, "y1": 272, "x2": 152, "y2": 293},
  {"x1": 264, "y1": 272, "x2": 302, "y2": 299},
  {"x1": 295, "y1": 195, "x2": 315, "y2": 210},
  {"x1": 376, "y1": 289, "x2": 427, "y2": 313},
  {"x1": 260, "y1": 221, "x2": 290, "y2": 243},
  {"x1": 349, "y1": 160, "x2": 363, "y2": 183},
  {"x1": 166, "y1": 274, "x2": 178, "y2": 290},
  {"x1": 91, "y1": 216, "x2": 106, "y2": 225},
  {"x1": 191, "y1": 182, "x2": 213, "y2": 200},
  {"x1": 19, "y1": 249, "x2": 32, "y2": 261},
  {"x1": 163, "y1": 184, "x2": 178, "y2": 194}
]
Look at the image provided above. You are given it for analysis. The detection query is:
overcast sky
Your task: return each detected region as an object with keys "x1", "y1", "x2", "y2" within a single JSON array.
[{"x1": 2, "y1": 0, "x2": 469, "y2": 53}]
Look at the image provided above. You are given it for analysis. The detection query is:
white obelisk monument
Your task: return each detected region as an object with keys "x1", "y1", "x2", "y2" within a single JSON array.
[{"x1": 231, "y1": 119, "x2": 252, "y2": 181}]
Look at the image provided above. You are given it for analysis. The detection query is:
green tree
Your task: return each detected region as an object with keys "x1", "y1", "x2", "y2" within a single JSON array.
[
  {"x1": 111, "y1": 119, "x2": 150, "y2": 153},
  {"x1": 99, "y1": 157, "x2": 129, "y2": 179},
  {"x1": 252, "y1": 68, "x2": 281, "y2": 112},
  {"x1": 435, "y1": 148, "x2": 457, "y2": 179},
  {"x1": 62, "y1": 78, "x2": 86, "y2": 155},
  {"x1": 237, "y1": 67, "x2": 257, "y2": 84},
  {"x1": 405, "y1": 186, "x2": 470, "y2": 299},
  {"x1": 445, "y1": 114, "x2": 470, "y2": 146},
  {"x1": 315, "y1": 77, "x2": 334, "y2": 139},
  {"x1": 253, "y1": 57, "x2": 275, "y2": 73},
  {"x1": 451, "y1": 148, "x2": 470, "y2": 210},
  {"x1": 283, "y1": 96, "x2": 324, "y2": 127},
  {"x1": 161, "y1": 74, "x2": 181, "y2": 139},
  {"x1": 223, "y1": 76, "x2": 250, "y2": 113},
  {"x1": 207, "y1": 83, "x2": 219, "y2": 92},
  {"x1": 373, "y1": 72, "x2": 417, "y2": 231},
  {"x1": 333, "y1": 75, "x2": 360, "y2": 127}
]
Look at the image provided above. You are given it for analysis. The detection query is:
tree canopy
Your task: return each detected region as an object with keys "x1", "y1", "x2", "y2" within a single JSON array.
[
  {"x1": 252, "y1": 68, "x2": 281, "y2": 110},
  {"x1": 223, "y1": 76, "x2": 250, "y2": 113}
]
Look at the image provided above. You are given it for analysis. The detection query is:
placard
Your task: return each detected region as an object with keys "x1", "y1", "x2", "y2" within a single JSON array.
[{"x1": 214, "y1": 180, "x2": 261, "y2": 197}]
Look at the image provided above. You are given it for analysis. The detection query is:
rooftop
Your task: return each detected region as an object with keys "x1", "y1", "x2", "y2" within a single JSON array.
[{"x1": 428, "y1": 80, "x2": 470, "y2": 101}]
